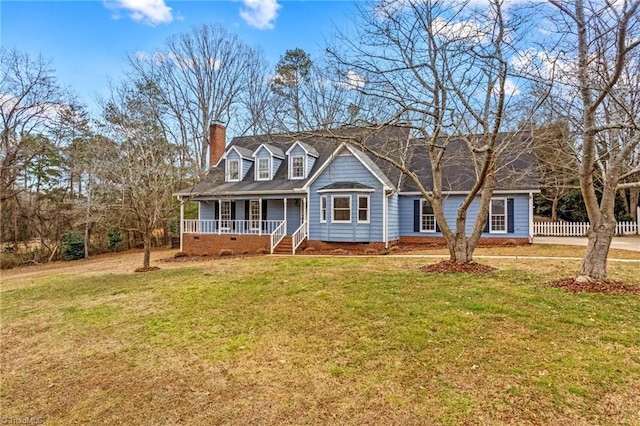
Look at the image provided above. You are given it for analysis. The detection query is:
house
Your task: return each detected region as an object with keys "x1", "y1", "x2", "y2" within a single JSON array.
[{"x1": 174, "y1": 123, "x2": 540, "y2": 255}]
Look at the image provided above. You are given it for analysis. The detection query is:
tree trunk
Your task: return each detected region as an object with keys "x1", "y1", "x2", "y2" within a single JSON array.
[
  {"x1": 142, "y1": 233, "x2": 152, "y2": 269},
  {"x1": 630, "y1": 188, "x2": 639, "y2": 221},
  {"x1": 579, "y1": 220, "x2": 616, "y2": 280},
  {"x1": 551, "y1": 197, "x2": 559, "y2": 222},
  {"x1": 448, "y1": 234, "x2": 474, "y2": 263}
]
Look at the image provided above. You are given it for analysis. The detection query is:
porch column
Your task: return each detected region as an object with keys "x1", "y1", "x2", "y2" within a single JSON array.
[
  {"x1": 259, "y1": 198, "x2": 262, "y2": 236},
  {"x1": 179, "y1": 197, "x2": 184, "y2": 252},
  {"x1": 284, "y1": 198, "x2": 288, "y2": 235}
]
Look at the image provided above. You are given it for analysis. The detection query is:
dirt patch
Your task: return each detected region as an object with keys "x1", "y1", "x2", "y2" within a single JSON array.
[
  {"x1": 420, "y1": 260, "x2": 496, "y2": 274},
  {"x1": 545, "y1": 278, "x2": 640, "y2": 295},
  {"x1": 134, "y1": 266, "x2": 161, "y2": 273}
]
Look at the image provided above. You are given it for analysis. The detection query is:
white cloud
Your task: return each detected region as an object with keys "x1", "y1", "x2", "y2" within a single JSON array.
[
  {"x1": 239, "y1": 0, "x2": 281, "y2": 30},
  {"x1": 344, "y1": 71, "x2": 365, "y2": 89},
  {"x1": 105, "y1": 0, "x2": 173, "y2": 25}
]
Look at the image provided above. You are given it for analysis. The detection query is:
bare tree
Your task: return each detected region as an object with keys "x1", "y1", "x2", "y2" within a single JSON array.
[
  {"x1": 1, "y1": 48, "x2": 66, "y2": 210},
  {"x1": 129, "y1": 24, "x2": 264, "y2": 172},
  {"x1": 327, "y1": 0, "x2": 530, "y2": 263},
  {"x1": 547, "y1": 0, "x2": 640, "y2": 280},
  {"x1": 101, "y1": 80, "x2": 182, "y2": 270}
]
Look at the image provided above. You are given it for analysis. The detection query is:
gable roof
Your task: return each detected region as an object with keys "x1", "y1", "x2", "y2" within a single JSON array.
[
  {"x1": 254, "y1": 143, "x2": 285, "y2": 159},
  {"x1": 175, "y1": 126, "x2": 539, "y2": 197}
]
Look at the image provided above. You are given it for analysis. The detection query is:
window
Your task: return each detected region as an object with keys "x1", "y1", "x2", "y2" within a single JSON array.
[
  {"x1": 291, "y1": 156, "x2": 305, "y2": 179},
  {"x1": 332, "y1": 196, "x2": 351, "y2": 223},
  {"x1": 320, "y1": 196, "x2": 327, "y2": 223},
  {"x1": 257, "y1": 158, "x2": 270, "y2": 180},
  {"x1": 357, "y1": 196, "x2": 369, "y2": 223},
  {"x1": 490, "y1": 198, "x2": 507, "y2": 233},
  {"x1": 249, "y1": 200, "x2": 261, "y2": 230},
  {"x1": 227, "y1": 159, "x2": 239, "y2": 181},
  {"x1": 421, "y1": 200, "x2": 436, "y2": 232},
  {"x1": 220, "y1": 200, "x2": 231, "y2": 229}
]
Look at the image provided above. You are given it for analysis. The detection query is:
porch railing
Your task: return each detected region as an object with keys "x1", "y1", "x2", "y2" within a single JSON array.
[
  {"x1": 183, "y1": 219, "x2": 283, "y2": 235},
  {"x1": 270, "y1": 221, "x2": 287, "y2": 254},
  {"x1": 292, "y1": 221, "x2": 308, "y2": 254}
]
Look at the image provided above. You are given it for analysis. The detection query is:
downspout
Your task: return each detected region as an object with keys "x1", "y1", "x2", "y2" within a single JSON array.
[
  {"x1": 178, "y1": 196, "x2": 184, "y2": 252},
  {"x1": 528, "y1": 192, "x2": 534, "y2": 244},
  {"x1": 383, "y1": 189, "x2": 389, "y2": 249}
]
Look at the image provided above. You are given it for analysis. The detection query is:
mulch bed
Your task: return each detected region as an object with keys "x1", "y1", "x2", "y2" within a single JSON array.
[
  {"x1": 545, "y1": 278, "x2": 640, "y2": 295},
  {"x1": 420, "y1": 260, "x2": 496, "y2": 274}
]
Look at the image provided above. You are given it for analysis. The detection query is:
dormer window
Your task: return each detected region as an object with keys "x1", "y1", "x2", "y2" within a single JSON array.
[
  {"x1": 257, "y1": 157, "x2": 270, "y2": 180},
  {"x1": 227, "y1": 159, "x2": 239, "y2": 181},
  {"x1": 291, "y1": 156, "x2": 305, "y2": 179}
]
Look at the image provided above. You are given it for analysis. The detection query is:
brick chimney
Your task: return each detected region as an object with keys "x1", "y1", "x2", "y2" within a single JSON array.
[{"x1": 209, "y1": 121, "x2": 226, "y2": 169}]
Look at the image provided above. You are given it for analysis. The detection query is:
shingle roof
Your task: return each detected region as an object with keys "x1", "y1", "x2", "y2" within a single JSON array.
[
  {"x1": 175, "y1": 126, "x2": 539, "y2": 197},
  {"x1": 319, "y1": 182, "x2": 375, "y2": 191}
]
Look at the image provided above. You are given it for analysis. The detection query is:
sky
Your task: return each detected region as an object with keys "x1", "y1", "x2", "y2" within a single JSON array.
[{"x1": 1, "y1": 0, "x2": 358, "y2": 113}]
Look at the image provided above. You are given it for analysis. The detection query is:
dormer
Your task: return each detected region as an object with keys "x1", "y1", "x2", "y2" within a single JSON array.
[
  {"x1": 252, "y1": 144, "x2": 284, "y2": 181},
  {"x1": 223, "y1": 146, "x2": 254, "y2": 182},
  {"x1": 285, "y1": 141, "x2": 319, "y2": 180}
]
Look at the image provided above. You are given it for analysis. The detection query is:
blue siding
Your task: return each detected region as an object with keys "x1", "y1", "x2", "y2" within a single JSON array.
[
  {"x1": 199, "y1": 201, "x2": 216, "y2": 220},
  {"x1": 288, "y1": 145, "x2": 315, "y2": 179},
  {"x1": 241, "y1": 158, "x2": 253, "y2": 180},
  {"x1": 273, "y1": 158, "x2": 283, "y2": 177},
  {"x1": 306, "y1": 156, "x2": 316, "y2": 179},
  {"x1": 388, "y1": 193, "x2": 400, "y2": 241},
  {"x1": 309, "y1": 154, "x2": 384, "y2": 243},
  {"x1": 399, "y1": 194, "x2": 531, "y2": 238},
  {"x1": 225, "y1": 151, "x2": 253, "y2": 181},
  {"x1": 267, "y1": 199, "x2": 285, "y2": 221},
  {"x1": 285, "y1": 200, "x2": 302, "y2": 234}
]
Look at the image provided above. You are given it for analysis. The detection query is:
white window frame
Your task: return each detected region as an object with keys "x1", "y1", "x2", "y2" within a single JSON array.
[
  {"x1": 332, "y1": 195, "x2": 351, "y2": 223},
  {"x1": 220, "y1": 200, "x2": 231, "y2": 230},
  {"x1": 421, "y1": 200, "x2": 436, "y2": 233},
  {"x1": 357, "y1": 195, "x2": 370, "y2": 223},
  {"x1": 256, "y1": 157, "x2": 270, "y2": 181},
  {"x1": 290, "y1": 155, "x2": 305, "y2": 179},
  {"x1": 320, "y1": 196, "x2": 327, "y2": 223},
  {"x1": 490, "y1": 198, "x2": 507, "y2": 233},
  {"x1": 249, "y1": 199, "x2": 261, "y2": 230},
  {"x1": 227, "y1": 159, "x2": 240, "y2": 182}
]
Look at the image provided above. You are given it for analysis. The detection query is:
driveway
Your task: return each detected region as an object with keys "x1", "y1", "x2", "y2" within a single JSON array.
[{"x1": 534, "y1": 236, "x2": 640, "y2": 252}]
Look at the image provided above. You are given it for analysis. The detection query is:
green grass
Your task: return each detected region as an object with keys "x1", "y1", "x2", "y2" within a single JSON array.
[{"x1": 1, "y1": 256, "x2": 640, "y2": 425}]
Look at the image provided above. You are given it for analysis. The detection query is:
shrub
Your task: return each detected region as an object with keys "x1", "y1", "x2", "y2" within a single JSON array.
[
  {"x1": 61, "y1": 231, "x2": 85, "y2": 260},
  {"x1": 256, "y1": 247, "x2": 269, "y2": 255},
  {"x1": 303, "y1": 246, "x2": 316, "y2": 253},
  {"x1": 219, "y1": 249, "x2": 234, "y2": 256},
  {"x1": 107, "y1": 229, "x2": 124, "y2": 252},
  {"x1": 240, "y1": 249, "x2": 249, "y2": 255},
  {"x1": 0, "y1": 252, "x2": 21, "y2": 269},
  {"x1": 174, "y1": 251, "x2": 189, "y2": 259}
]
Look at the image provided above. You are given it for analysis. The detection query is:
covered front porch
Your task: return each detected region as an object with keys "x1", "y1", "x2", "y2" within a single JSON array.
[{"x1": 179, "y1": 196, "x2": 308, "y2": 254}]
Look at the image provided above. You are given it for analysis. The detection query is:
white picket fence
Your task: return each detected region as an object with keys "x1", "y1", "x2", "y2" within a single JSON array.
[{"x1": 534, "y1": 221, "x2": 639, "y2": 236}]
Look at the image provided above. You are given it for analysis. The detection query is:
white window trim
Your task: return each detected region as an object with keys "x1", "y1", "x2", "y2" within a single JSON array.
[
  {"x1": 227, "y1": 159, "x2": 240, "y2": 182},
  {"x1": 332, "y1": 195, "x2": 351, "y2": 223},
  {"x1": 490, "y1": 197, "x2": 508, "y2": 234},
  {"x1": 220, "y1": 200, "x2": 231, "y2": 230},
  {"x1": 320, "y1": 196, "x2": 327, "y2": 223},
  {"x1": 256, "y1": 157, "x2": 271, "y2": 181},
  {"x1": 290, "y1": 155, "x2": 306, "y2": 180},
  {"x1": 249, "y1": 199, "x2": 261, "y2": 230},
  {"x1": 420, "y1": 200, "x2": 437, "y2": 233},
  {"x1": 357, "y1": 195, "x2": 370, "y2": 224}
]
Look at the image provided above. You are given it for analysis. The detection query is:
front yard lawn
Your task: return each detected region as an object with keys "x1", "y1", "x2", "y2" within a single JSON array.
[{"x1": 1, "y1": 255, "x2": 639, "y2": 424}]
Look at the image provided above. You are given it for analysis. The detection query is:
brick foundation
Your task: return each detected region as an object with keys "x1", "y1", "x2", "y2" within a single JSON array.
[
  {"x1": 304, "y1": 240, "x2": 397, "y2": 253},
  {"x1": 182, "y1": 234, "x2": 270, "y2": 256},
  {"x1": 399, "y1": 236, "x2": 530, "y2": 247}
]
